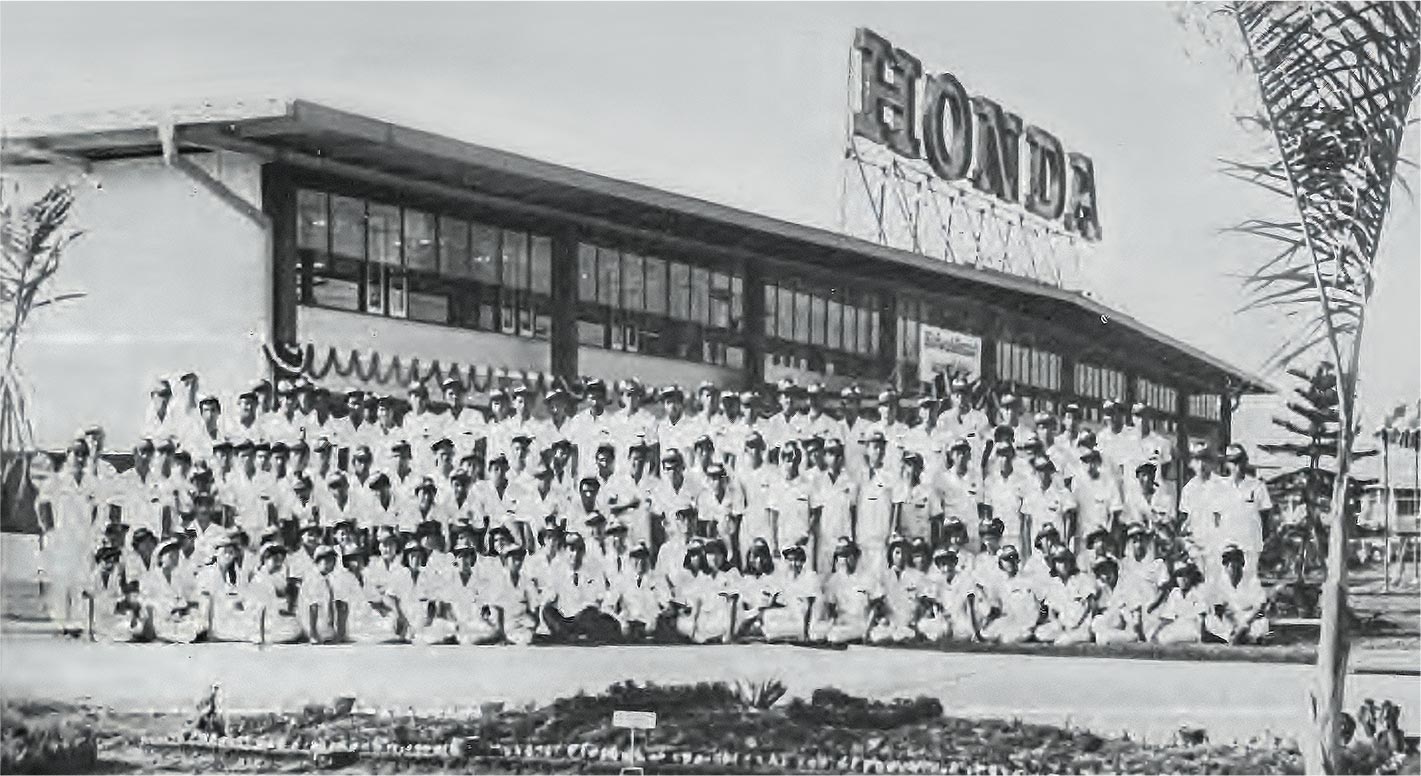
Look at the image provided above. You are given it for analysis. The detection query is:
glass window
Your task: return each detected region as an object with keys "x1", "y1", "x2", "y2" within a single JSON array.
[
  {"x1": 530, "y1": 236, "x2": 552, "y2": 295},
  {"x1": 644, "y1": 257, "x2": 667, "y2": 315},
  {"x1": 622, "y1": 253, "x2": 644, "y2": 311},
  {"x1": 709, "y1": 272, "x2": 731, "y2": 329},
  {"x1": 404, "y1": 209, "x2": 437, "y2": 272},
  {"x1": 502, "y1": 231, "x2": 528, "y2": 289},
  {"x1": 810, "y1": 294, "x2": 826, "y2": 347},
  {"x1": 669, "y1": 262, "x2": 691, "y2": 321},
  {"x1": 691, "y1": 266, "x2": 709, "y2": 325},
  {"x1": 331, "y1": 196, "x2": 365, "y2": 260},
  {"x1": 312, "y1": 275, "x2": 359, "y2": 311},
  {"x1": 367, "y1": 203, "x2": 401, "y2": 266},
  {"x1": 578, "y1": 243, "x2": 599, "y2": 302},
  {"x1": 297, "y1": 190, "x2": 329, "y2": 252},
  {"x1": 777, "y1": 286, "x2": 795, "y2": 340},
  {"x1": 364, "y1": 264, "x2": 385, "y2": 314},
  {"x1": 792, "y1": 291, "x2": 809, "y2": 343},
  {"x1": 827, "y1": 299, "x2": 843, "y2": 351},
  {"x1": 408, "y1": 290, "x2": 447, "y2": 324},
  {"x1": 868, "y1": 306, "x2": 880, "y2": 356},
  {"x1": 387, "y1": 267, "x2": 407, "y2": 318},
  {"x1": 731, "y1": 276, "x2": 743, "y2": 331},
  {"x1": 439, "y1": 217, "x2": 471, "y2": 278},
  {"x1": 468, "y1": 222, "x2": 501, "y2": 284},
  {"x1": 598, "y1": 247, "x2": 621, "y2": 307},
  {"x1": 578, "y1": 319, "x2": 606, "y2": 347}
]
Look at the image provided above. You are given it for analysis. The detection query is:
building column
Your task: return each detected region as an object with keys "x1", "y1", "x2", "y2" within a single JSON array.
[
  {"x1": 879, "y1": 294, "x2": 899, "y2": 388},
  {"x1": 261, "y1": 164, "x2": 298, "y2": 346},
  {"x1": 743, "y1": 262, "x2": 766, "y2": 390},
  {"x1": 549, "y1": 226, "x2": 580, "y2": 383}
]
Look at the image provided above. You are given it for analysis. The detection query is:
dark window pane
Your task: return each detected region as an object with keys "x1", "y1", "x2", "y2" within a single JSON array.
[
  {"x1": 690, "y1": 266, "x2": 709, "y2": 324},
  {"x1": 669, "y1": 262, "x2": 691, "y2": 321},
  {"x1": 503, "y1": 231, "x2": 528, "y2": 289},
  {"x1": 709, "y1": 272, "x2": 730, "y2": 329},
  {"x1": 439, "y1": 217, "x2": 472, "y2": 278},
  {"x1": 312, "y1": 277, "x2": 360, "y2": 311},
  {"x1": 530, "y1": 235, "x2": 552, "y2": 295},
  {"x1": 469, "y1": 223, "x2": 501, "y2": 284},
  {"x1": 842, "y1": 303, "x2": 857, "y2": 354},
  {"x1": 764, "y1": 284, "x2": 777, "y2": 335},
  {"x1": 297, "y1": 190, "x2": 329, "y2": 252},
  {"x1": 578, "y1": 319, "x2": 606, "y2": 347},
  {"x1": 777, "y1": 286, "x2": 794, "y2": 340},
  {"x1": 409, "y1": 291, "x2": 448, "y2": 324},
  {"x1": 331, "y1": 195, "x2": 365, "y2": 260},
  {"x1": 810, "y1": 294, "x2": 826, "y2": 347},
  {"x1": 598, "y1": 247, "x2": 621, "y2": 307},
  {"x1": 534, "y1": 310, "x2": 551, "y2": 340},
  {"x1": 367, "y1": 203, "x2": 401, "y2": 266},
  {"x1": 388, "y1": 267, "x2": 407, "y2": 318},
  {"x1": 794, "y1": 291, "x2": 811, "y2": 344},
  {"x1": 827, "y1": 299, "x2": 844, "y2": 351},
  {"x1": 644, "y1": 257, "x2": 667, "y2": 315},
  {"x1": 730, "y1": 275, "x2": 743, "y2": 331},
  {"x1": 365, "y1": 263, "x2": 386, "y2": 314},
  {"x1": 622, "y1": 253, "x2": 644, "y2": 311},
  {"x1": 578, "y1": 243, "x2": 598, "y2": 302},
  {"x1": 404, "y1": 209, "x2": 437, "y2": 272},
  {"x1": 857, "y1": 304, "x2": 873, "y2": 355}
]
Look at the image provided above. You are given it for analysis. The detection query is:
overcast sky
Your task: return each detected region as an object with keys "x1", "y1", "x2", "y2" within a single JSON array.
[{"x1": 3, "y1": 2, "x2": 1417, "y2": 421}]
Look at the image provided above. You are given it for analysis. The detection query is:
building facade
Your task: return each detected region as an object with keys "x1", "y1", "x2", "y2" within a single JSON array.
[{"x1": 4, "y1": 99, "x2": 1267, "y2": 452}]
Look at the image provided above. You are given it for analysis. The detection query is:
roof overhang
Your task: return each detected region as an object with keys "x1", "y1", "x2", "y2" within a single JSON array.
[{"x1": 2, "y1": 97, "x2": 1273, "y2": 395}]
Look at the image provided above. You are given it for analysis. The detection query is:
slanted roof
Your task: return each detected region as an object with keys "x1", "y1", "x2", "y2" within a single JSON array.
[{"x1": 2, "y1": 97, "x2": 1273, "y2": 395}]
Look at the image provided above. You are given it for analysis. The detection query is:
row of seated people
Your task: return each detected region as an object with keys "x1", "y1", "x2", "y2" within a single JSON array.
[{"x1": 80, "y1": 497, "x2": 1268, "y2": 647}]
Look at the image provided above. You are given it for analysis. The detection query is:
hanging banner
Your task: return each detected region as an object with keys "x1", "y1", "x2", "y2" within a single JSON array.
[{"x1": 918, "y1": 325, "x2": 981, "y2": 382}]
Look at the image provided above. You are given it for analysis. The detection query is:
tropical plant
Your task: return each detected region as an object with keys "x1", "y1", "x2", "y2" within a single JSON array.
[
  {"x1": 1186, "y1": 2, "x2": 1420, "y2": 772},
  {"x1": 1, "y1": 182, "x2": 83, "y2": 533},
  {"x1": 733, "y1": 678, "x2": 789, "y2": 711}
]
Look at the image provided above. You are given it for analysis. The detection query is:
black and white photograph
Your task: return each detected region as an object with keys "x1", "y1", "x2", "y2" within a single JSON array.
[{"x1": 1, "y1": 2, "x2": 1418, "y2": 773}]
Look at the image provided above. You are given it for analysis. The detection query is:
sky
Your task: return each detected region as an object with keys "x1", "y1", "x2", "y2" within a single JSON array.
[{"x1": 2, "y1": 1, "x2": 1417, "y2": 424}]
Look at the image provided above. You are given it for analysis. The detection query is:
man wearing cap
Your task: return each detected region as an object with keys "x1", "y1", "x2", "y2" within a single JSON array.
[
  {"x1": 1178, "y1": 445, "x2": 1228, "y2": 565},
  {"x1": 1148, "y1": 562, "x2": 1208, "y2": 644},
  {"x1": 597, "y1": 442, "x2": 653, "y2": 550},
  {"x1": 895, "y1": 451, "x2": 944, "y2": 547},
  {"x1": 604, "y1": 541, "x2": 670, "y2": 641},
  {"x1": 695, "y1": 464, "x2": 743, "y2": 548},
  {"x1": 177, "y1": 394, "x2": 223, "y2": 465},
  {"x1": 979, "y1": 545, "x2": 1040, "y2": 644},
  {"x1": 140, "y1": 378, "x2": 180, "y2": 441},
  {"x1": 1204, "y1": 544, "x2": 1269, "y2": 644},
  {"x1": 867, "y1": 389, "x2": 910, "y2": 469},
  {"x1": 260, "y1": 382, "x2": 300, "y2": 444},
  {"x1": 220, "y1": 388, "x2": 262, "y2": 444},
  {"x1": 731, "y1": 432, "x2": 774, "y2": 562},
  {"x1": 609, "y1": 380, "x2": 657, "y2": 466},
  {"x1": 435, "y1": 535, "x2": 502, "y2": 644},
  {"x1": 768, "y1": 442, "x2": 814, "y2": 562},
  {"x1": 1217, "y1": 445, "x2": 1272, "y2": 579},
  {"x1": 1071, "y1": 448, "x2": 1122, "y2": 553},
  {"x1": 567, "y1": 379, "x2": 614, "y2": 476},
  {"x1": 516, "y1": 464, "x2": 568, "y2": 551},
  {"x1": 138, "y1": 537, "x2": 203, "y2": 643},
  {"x1": 938, "y1": 440, "x2": 983, "y2": 548},
  {"x1": 650, "y1": 385, "x2": 694, "y2": 463},
  {"x1": 833, "y1": 386, "x2": 869, "y2": 477},
  {"x1": 1120, "y1": 403, "x2": 1173, "y2": 485},
  {"x1": 872, "y1": 536, "x2": 924, "y2": 644},
  {"x1": 1088, "y1": 557, "x2": 1142, "y2": 644},
  {"x1": 81, "y1": 545, "x2": 141, "y2": 642},
  {"x1": 856, "y1": 431, "x2": 901, "y2": 573},
  {"x1": 760, "y1": 380, "x2": 802, "y2": 456},
  {"x1": 480, "y1": 543, "x2": 538, "y2": 645},
  {"x1": 193, "y1": 535, "x2": 257, "y2": 641},
  {"x1": 334, "y1": 389, "x2": 374, "y2": 467},
  {"x1": 798, "y1": 383, "x2": 839, "y2": 445},
  {"x1": 400, "y1": 381, "x2": 441, "y2": 471},
  {"x1": 240, "y1": 542, "x2": 305, "y2": 644},
  {"x1": 387, "y1": 541, "x2": 450, "y2": 643},
  {"x1": 924, "y1": 547, "x2": 983, "y2": 642},
  {"x1": 982, "y1": 443, "x2": 1028, "y2": 551},
  {"x1": 543, "y1": 532, "x2": 619, "y2": 642},
  {"x1": 937, "y1": 379, "x2": 989, "y2": 458},
  {"x1": 1122, "y1": 461, "x2": 1175, "y2": 537},
  {"x1": 1095, "y1": 399, "x2": 1135, "y2": 489},
  {"x1": 811, "y1": 440, "x2": 859, "y2": 574},
  {"x1": 901, "y1": 396, "x2": 947, "y2": 465},
  {"x1": 760, "y1": 543, "x2": 821, "y2": 643},
  {"x1": 993, "y1": 393, "x2": 1034, "y2": 449},
  {"x1": 818, "y1": 539, "x2": 884, "y2": 644},
  {"x1": 648, "y1": 449, "x2": 702, "y2": 557},
  {"x1": 107, "y1": 438, "x2": 171, "y2": 539}
]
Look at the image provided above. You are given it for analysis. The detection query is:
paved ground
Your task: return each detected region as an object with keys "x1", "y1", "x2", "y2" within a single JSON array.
[{"x1": 2, "y1": 636, "x2": 1416, "y2": 746}]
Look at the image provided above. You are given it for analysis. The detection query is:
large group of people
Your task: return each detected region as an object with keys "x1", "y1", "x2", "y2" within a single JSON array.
[{"x1": 34, "y1": 369, "x2": 1274, "y2": 648}]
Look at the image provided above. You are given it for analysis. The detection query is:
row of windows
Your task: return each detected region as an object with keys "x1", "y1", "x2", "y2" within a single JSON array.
[
  {"x1": 297, "y1": 189, "x2": 553, "y2": 338},
  {"x1": 1189, "y1": 394, "x2": 1223, "y2": 421},
  {"x1": 763, "y1": 279, "x2": 882, "y2": 358},
  {"x1": 1075, "y1": 362, "x2": 1126, "y2": 402},
  {"x1": 997, "y1": 341, "x2": 1063, "y2": 391},
  {"x1": 1136, "y1": 377, "x2": 1179, "y2": 415}
]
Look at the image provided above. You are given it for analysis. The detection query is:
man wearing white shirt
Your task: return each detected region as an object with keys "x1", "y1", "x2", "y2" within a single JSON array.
[
  {"x1": 1218, "y1": 444, "x2": 1272, "y2": 578},
  {"x1": 610, "y1": 380, "x2": 658, "y2": 466},
  {"x1": 655, "y1": 385, "x2": 698, "y2": 462},
  {"x1": 568, "y1": 379, "x2": 615, "y2": 475},
  {"x1": 402, "y1": 381, "x2": 446, "y2": 472},
  {"x1": 760, "y1": 380, "x2": 802, "y2": 456},
  {"x1": 1178, "y1": 447, "x2": 1229, "y2": 566},
  {"x1": 1071, "y1": 449, "x2": 1123, "y2": 550},
  {"x1": 1095, "y1": 399, "x2": 1136, "y2": 491}
]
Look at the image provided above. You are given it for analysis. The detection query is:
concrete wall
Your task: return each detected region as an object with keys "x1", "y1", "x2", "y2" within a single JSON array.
[
  {"x1": 580, "y1": 347, "x2": 741, "y2": 390},
  {"x1": 9, "y1": 152, "x2": 270, "y2": 451},
  {"x1": 296, "y1": 306, "x2": 550, "y2": 394}
]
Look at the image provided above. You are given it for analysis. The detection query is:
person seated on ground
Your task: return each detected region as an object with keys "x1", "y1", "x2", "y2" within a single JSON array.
[
  {"x1": 664, "y1": 538, "x2": 706, "y2": 635},
  {"x1": 542, "y1": 531, "x2": 620, "y2": 643},
  {"x1": 1148, "y1": 561, "x2": 1208, "y2": 644},
  {"x1": 870, "y1": 535, "x2": 921, "y2": 644},
  {"x1": 761, "y1": 543, "x2": 821, "y2": 643},
  {"x1": 1089, "y1": 557, "x2": 1142, "y2": 645},
  {"x1": 605, "y1": 541, "x2": 670, "y2": 641},
  {"x1": 140, "y1": 537, "x2": 204, "y2": 643},
  {"x1": 1035, "y1": 547, "x2": 1096, "y2": 645},
  {"x1": 968, "y1": 518, "x2": 1007, "y2": 591},
  {"x1": 734, "y1": 539, "x2": 777, "y2": 639},
  {"x1": 939, "y1": 516, "x2": 971, "y2": 562},
  {"x1": 331, "y1": 548, "x2": 402, "y2": 645},
  {"x1": 484, "y1": 542, "x2": 539, "y2": 645},
  {"x1": 287, "y1": 518, "x2": 326, "y2": 584},
  {"x1": 195, "y1": 534, "x2": 262, "y2": 642},
  {"x1": 365, "y1": 529, "x2": 404, "y2": 599},
  {"x1": 442, "y1": 534, "x2": 503, "y2": 645},
  {"x1": 83, "y1": 545, "x2": 142, "y2": 642},
  {"x1": 921, "y1": 546, "x2": 983, "y2": 642},
  {"x1": 1204, "y1": 544, "x2": 1270, "y2": 645},
  {"x1": 684, "y1": 538, "x2": 740, "y2": 644},
  {"x1": 979, "y1": 545, "x2": 1041, "y2": 644},
  {"x1": 817, "y1": 538, "x2": 884, "y2": 645},
  {"x1": 298, "y1": 545, "x2": 343, "y2": 643},
  {"x1": 388, "y1": 542, "x2": 448, "y2": 643},
  {"x1": 1021, "y1": 523, "x2": 1061, "y2": 585},
  {"x1": 242, "y1": 541, "x2": 304, "y2": 644}
]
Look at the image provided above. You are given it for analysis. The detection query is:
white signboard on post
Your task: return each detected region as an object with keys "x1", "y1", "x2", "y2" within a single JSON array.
[
  {"x1": 918, "y1": 324, "x2": 982, "y2": 382},
  {"x1": 612, "y1": 710, "x2": 657, "y2": 730}
]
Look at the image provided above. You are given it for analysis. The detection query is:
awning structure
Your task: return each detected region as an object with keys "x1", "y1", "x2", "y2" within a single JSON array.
[
  {"x1": 3, "y1": 97, "x2": 1274, "y2": 396},
  {"x1": 263, "y1": 342, "x2": 557, "y2": 396}
]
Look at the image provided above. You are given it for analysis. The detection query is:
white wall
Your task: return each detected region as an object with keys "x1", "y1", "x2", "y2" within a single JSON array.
[
  {"x1": 580, "y1": 347, "x2": 741, "y2": 390},
  {"x1": 9, "y1": 152, "x2": 270, "y2": 451},
  {"x1": 297, "y1": 306, "x2": 550, "y2": 394}
]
